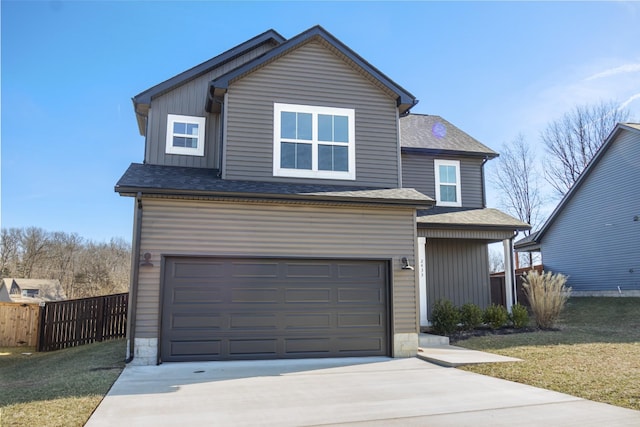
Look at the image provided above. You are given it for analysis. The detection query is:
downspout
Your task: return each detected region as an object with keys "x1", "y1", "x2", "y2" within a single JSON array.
[
  {"x1": 125, "y1": 192, "x2": 143, "y2": 363},
  {"x1": 213, "y1": 95, "x2": 225, "y2": 178},
  {"x1": 481, "y1": 156, "x2": 489, "y2": 207},
  {"x1": 508, "y1": 231, "x2": 518, "y2": 307}
]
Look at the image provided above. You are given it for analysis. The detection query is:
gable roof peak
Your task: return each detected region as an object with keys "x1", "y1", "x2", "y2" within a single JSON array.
[{"x1": 208, "y1": 25, "x2": 418, "y2": 115}]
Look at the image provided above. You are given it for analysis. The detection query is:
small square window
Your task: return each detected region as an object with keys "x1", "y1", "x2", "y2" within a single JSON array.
[{"x1": 166, "y1": 114, "x2": 206, "y2": 156}]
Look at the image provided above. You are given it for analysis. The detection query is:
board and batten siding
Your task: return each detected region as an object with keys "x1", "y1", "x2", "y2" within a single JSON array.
[
  {"x1": 223, "y1": 40, "x2": 401, "y2": 187},
  {"x1": 145, "y1": 42, "x2": 277, "y2": 168},
  {"x1": 135, "y1": 198, "x2": 419, "y2": 340},
  {"x1": 401, "y1": 153, "x2": 484, "y2": 208},
  {"x1": 541, "y1": 129, "x2": 640, "y2": 292},
  {"x1": 425, "y1": 239, "x2": 490, "y2": 312}
]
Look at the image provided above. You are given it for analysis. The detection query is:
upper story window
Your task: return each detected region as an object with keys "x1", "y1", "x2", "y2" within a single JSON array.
[
  {"x1": 165, "y1": 114, "x2": 206, "y2": 156},
  {"x1": 22, "y1": 289, "x2": 39, "y2": 298},
  {"x1": 273, "y1": 103, "x2": 355, "y2": 180},
  {"x1": 434, "y1": 159, "x2": 461, "y2": 207}
]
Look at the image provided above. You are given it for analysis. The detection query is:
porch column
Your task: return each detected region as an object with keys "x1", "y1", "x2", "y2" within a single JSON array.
[
  {"x1": 417, "y1": 237, "x2": 428, "y2": 326},
  {"x1": 503, "y1": 238, "x2": 515, "y2": 311}
]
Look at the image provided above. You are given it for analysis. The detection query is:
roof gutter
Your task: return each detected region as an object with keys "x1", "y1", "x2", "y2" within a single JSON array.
[{"x1": 125, "y1": 193, "x2": 143, "y2": 364}]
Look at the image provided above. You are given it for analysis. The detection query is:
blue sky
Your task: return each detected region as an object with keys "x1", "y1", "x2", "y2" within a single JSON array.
[{"x1": 2, "y1": 1, "x2": 639, "y2": 242}]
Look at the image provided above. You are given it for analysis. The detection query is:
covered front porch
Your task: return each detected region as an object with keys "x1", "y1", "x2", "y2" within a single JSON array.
[{"x1": 415, "y1": 207, "x2": 530, "y2": 326}]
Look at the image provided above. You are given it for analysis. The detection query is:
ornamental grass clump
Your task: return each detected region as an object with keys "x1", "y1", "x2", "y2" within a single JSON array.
[{"x1": 522, "y1": 270, "x2": 571, "y2": 329}]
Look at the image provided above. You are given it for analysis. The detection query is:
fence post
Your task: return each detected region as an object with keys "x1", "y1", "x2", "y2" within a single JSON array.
[
  {"x1": 96, "y1": 296, "x2": 105, "y2": 342},
  {"x1": 37, "y1": 302, "x2": 47, "y2": 352}
]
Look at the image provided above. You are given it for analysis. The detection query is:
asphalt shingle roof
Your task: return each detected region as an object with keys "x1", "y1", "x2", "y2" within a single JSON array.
[
  {"x1": 115, "y1": 163, "x2": 434, "y2": 207},
  {"x1": 400, "y1": 114, "x2": 498, "y2": 158},
  {"x1": 417, "y1": 207, "x2": 530, "y2": 230}
]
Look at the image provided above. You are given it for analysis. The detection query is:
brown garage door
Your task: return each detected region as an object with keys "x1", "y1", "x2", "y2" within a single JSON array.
[{"x1": 161, "y1": 257, "x2": 389, "y2": 362}]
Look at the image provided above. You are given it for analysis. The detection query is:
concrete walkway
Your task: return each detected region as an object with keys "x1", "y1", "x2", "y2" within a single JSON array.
[
  {"x1": 86, "y1": 357, "x2": 640, "y2": 426},
  {"x1": 418, "y1": 332, "x2": 522, "y2": 366}
]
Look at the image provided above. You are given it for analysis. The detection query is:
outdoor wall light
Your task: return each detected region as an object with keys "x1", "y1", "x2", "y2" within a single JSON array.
[
  {"x1": 140, "y1": 252, "x2": 154, "y2": 267},
  {"x1": 401, "y1": 257, "x2": 414, "y2": 271}
]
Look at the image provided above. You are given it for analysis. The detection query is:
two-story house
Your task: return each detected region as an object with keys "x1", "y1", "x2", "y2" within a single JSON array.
[{"x1": 116, "y1": 26, "x2": 528, "y2": 365}]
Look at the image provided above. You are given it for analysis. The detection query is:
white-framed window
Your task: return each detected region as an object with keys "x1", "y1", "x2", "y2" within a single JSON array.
[
  {"x1": 434, "y1": 159, "x2": 462, "y2": 207},
  {"x1": 273, "y1": 103, "x2": 355, "y2": 180},
  {"x1": 165, "y1": 114, "x2": 206, "y2": 156}
]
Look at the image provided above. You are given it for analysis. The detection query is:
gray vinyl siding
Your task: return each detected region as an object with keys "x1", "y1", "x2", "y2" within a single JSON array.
[
  {"x1": 223, "y1": 40, "x2": 400, "y2": 187},
  {"x1": 145, "y1": 43, "x2": 276, "y2": 168},
  {"x1": 135, "y1": 198, "x2": 418, "y2": 339},
  {"x1": 425, "y1": 239, "x2": 490, "y2": 313},
  {"x1": 401, "y1": 153, "x2": 484, "y2": 207},
  {"x1": 541, "y1": 129, "x2": 640, "y2": 292}
]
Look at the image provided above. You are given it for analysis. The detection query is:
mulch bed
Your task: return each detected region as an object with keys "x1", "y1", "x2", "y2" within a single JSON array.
[{"x1": 422, "y1": 326, "x2": 552, "y2": 344}]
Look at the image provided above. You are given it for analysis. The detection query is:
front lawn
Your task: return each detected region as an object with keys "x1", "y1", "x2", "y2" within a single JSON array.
[
  {"x1": 457, "y1": 297, "x2": 640, "y2": 410},
  {"x1": 0, "y1": 339, "x2": 125, "y2": 427}
]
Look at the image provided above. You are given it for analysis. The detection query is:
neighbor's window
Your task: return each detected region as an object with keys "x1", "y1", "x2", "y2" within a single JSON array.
[
  {"x1": 273, "y1": 103, "x2": 355, "y2": 180},
  {"x1": 165, "y1": 114, "x2": 206, "y2": 156},
  {"x1": 434, "y1": 159, "x2": 461, "y2": 207}
]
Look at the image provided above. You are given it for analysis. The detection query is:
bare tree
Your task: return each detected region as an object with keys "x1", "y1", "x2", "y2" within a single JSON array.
[
  {"x1": 492, "y1": 135, "x2": 543, "y2": 266},
  {"x1": 18, "y1": 227, "x2": 51, "y2": 278},
  {"x1": 488, "y1": 247, "x2": 505, "y2": 273},
  {"x1": 541, "y1": 100, "x2": 629, "y2": 196},
  {"x1": 0, "y1": 227, "x2": 131, "y2": 298}
]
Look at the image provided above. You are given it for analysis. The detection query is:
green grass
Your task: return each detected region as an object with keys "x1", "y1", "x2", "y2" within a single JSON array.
[
  {"x1": 458, "y1": 298, "x2": 640, "y2": 410},
  {"x1": 0, "y1": 339, "x2": 125, "y2": 427}
]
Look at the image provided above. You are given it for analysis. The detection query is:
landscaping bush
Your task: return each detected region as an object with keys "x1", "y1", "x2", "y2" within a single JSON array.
[
  {"x1": 430, "y1": 299, "x2": 460, "y2": 336},
  {"x1": 510, "y1": 303, "x2": 529, "y2": 329},
  {"x1": 459, "y1": 303, "x2": 483, "y2": 331},
  {"x1": 483, "y1": 304, "x2": 509, "y2": 329},
  {"x1": 522, "y1": 270, "x2": 571, "y2": 329}
]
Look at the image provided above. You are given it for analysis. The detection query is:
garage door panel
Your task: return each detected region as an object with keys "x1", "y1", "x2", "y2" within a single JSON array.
[
  {"x1": 173, "y1": 262, "x2": 226, "y2": 279},
  {"x1": 285, "y1": 263, "x2": 332, "y2": 278},
  {"x1": 338, "y1": 288, "x2": 383, "y2": 303},
  {"x1": 337, "y1": 337, "x2": 384, "y2": 353},
  {"x1": 172, "y1": 313, "x2": 223, "y2": 329},
  {"x1": 229, "y1": 313, "x2": 278, "y2": 329},
  {"x1": 230, "y1": 261, "x2": 279, "y2": 278},
  {"x1": 172, "y1": 287, "x2": 223, "y2": 303},
  {"x1": 338, "y1": 263, "x2": 383, "y2": 278},
  {"x1": 285, "y1": 288, "x2": 331, "y2": 303},
  {"x1": 171, "y1": 340, "x2": 221, "y2": 357},
  {"x1": 284, "y1": 338, "x2": 331, "y2": 354},
  {"x1": 229, "y1": 339, "x2": 278, "y2": 356},
  {"x1": 338, "y1": 313, "x2": 384, "y2": 328},
  {"x1": 284, "y1": 313, "x2": 332, "y2": 329},
  {"x1": 162, "y1": 257, "x2": 388, "y2": 362},
  {"x1": 231, "y1": 288, "x2": 279, "y2": 303}
]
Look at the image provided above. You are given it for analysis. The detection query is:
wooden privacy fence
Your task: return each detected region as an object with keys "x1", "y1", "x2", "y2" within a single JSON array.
[
  {"x1": 37, "y1": 293, "x2": 128, "y2": 352},
  {"x1": 0, "y1": 302, "x2": 40, "y2": 346}
]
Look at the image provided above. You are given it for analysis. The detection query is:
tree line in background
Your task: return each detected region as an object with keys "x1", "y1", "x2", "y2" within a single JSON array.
[
  {"x1": 0, "y1": 227, "x2": 131, "y2": 299},
  {"x1": 491, "y1": 100, "x2": 630, "y2": 269}
]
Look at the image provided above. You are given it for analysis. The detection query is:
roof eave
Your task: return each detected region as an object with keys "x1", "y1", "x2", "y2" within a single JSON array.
[
  {"x1": 401, "y1": 147, "x2": 499, "y2": 159},
  {"x1": 114, "y1": 185, "x2": 434, "y2": 209}
]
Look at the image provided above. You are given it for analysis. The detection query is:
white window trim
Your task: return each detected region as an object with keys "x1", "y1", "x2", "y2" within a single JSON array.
[
  {"x1": 434, "y1": 159, "x2": 462, "y2": 207},
  {"x1": 273, "y1": 103, "x2": 356, "y2": 180},
  {"x1": 165, "y1": 114, "x2": 206, "y2": 156}
]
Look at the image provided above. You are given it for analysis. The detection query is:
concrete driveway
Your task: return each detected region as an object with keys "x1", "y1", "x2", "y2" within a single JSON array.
[{"x1": 86, "y1": 357, "x2": 639, "y2": 426}]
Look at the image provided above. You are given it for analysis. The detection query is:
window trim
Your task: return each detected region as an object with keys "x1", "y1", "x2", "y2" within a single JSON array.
[
  {"x1": 165, "y1": 114, "x2": 206, "y2": 156},
  {"x1": 273, "y1": 103, "x2": 356, "y2": 180},
  {"x1": 434, "y1": 159, "x2": 462, "y2": 207}
]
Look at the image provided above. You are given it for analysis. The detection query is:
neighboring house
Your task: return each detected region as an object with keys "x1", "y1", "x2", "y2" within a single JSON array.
[
  {"x1": 515, "y1": 123, "x2": 640, "y2": 295},
  {"x1": 0, "y1": 278, "x2": 67, "y2": 303},
  {"x1": 116, "y1": 25, "x2": 527, "y2": 365}
]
